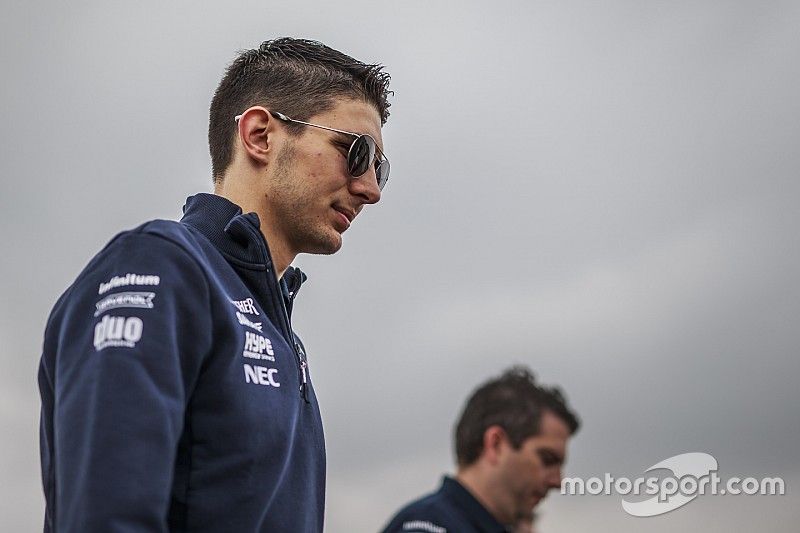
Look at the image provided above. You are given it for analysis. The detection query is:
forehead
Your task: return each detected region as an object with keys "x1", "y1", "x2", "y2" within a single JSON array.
[
  {"x1": 308, "y1": 98, "x2": 384, "y2": 147},
  {"x1": 523, "y1": 411, "x2": 571, "y2": 454}
]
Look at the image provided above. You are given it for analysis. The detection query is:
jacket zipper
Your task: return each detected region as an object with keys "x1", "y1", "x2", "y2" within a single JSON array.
[
  {"x1": 240, "y1": 217, "x2": 309, "y2": 402},
  {"x1": 295, "y1": 343, "x2": 309, "y2": 401},
  {"x1": 286, "y1": 275, "x2": 309, "y2": 403}
]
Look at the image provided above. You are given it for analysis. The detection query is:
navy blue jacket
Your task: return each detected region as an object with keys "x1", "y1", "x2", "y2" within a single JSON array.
[
  {"x1": 380, "y1": 477, "x2": 509, "y2": 533},
  {"x1": 39, "y1": 193, "x2": 325, "y2": 532}
]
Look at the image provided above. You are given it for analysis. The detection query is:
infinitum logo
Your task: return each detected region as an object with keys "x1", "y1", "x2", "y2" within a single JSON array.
[
  {"x1": 98, "y1": 273, "x2": 160, "y2": 294},
  {"x1": 562, "y1": 452, "x2": 785, "y2": 517}
]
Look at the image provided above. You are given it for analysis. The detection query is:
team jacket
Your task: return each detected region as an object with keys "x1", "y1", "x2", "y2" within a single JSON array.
[
  {"x1": 380, "y1": 477, "x2": 509, "y2": 533},
  {"x1": 38, "y1": 193, "x2": 325, "y2": 532}
]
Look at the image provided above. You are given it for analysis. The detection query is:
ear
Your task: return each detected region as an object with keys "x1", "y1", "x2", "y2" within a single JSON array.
[
  {"x1": 235, "y1": 106, "x2": 281, "y2": 166},
  {"x1": 481, "y1": 425, "x2": 509, "y2": 466}
]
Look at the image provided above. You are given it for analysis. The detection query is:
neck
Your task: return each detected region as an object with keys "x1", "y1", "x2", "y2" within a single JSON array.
[
  {"x1": 456, "y1": 466, "x2": 510, "y2": 525},
  {"x1": 259, "y1": 224, "x2": 294, "y2": 279},
  {"x1": 214, "y1": 182, "x2": 295, "y2": 279}
]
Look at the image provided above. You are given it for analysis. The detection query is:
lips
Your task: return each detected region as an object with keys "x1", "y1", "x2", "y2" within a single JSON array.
[{"x1": 332, "y1": 206, "x2": 355, "y2": 231}]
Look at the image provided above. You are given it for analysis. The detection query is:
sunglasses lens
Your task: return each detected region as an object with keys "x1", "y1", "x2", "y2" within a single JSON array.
[
  {"x1": 347, "y1": 134, "x2": 388, "y2": 190},
  {"x1": 348, "y1": 136, "x2": 375, "y2": 177},
  {"x1": 375, "y1": 160, "x2": 390, "y2": 190}
]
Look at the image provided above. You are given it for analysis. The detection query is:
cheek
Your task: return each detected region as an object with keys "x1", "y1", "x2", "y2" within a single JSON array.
[
  {"x1": 521, "y1": 458, "x2": 545, "y2": 486},
  {"x1": 309, "y1": 152, "x2": 344, "y2": 183},
  {"x1": 303, "y1": 152, "x2": 323, "y2": 179},
  {"x1": 507, "y1": 456, "x2": 540, "y2": 487}
]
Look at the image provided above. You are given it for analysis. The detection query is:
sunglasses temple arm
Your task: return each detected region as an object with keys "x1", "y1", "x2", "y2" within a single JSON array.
[
  {"x1": 239, "y1": 110, "x2": 387, "y2": 162},
  {"x1": 277, "y1": 114, "x2": 360, "y2": 138}
]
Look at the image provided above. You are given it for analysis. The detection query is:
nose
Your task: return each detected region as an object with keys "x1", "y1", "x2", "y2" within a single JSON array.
[
  {"x1": 547, "y1": 467, "x2": 563, "y2": 490},
  {"x1": 349, "y1": 166, "x2": 382, "y2": 205}
]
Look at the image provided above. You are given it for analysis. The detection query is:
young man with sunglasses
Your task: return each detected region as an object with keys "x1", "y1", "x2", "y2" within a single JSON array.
[
  {"x1": 380, "y1": 367, "x2": 579, "y2": 533},
  {"x1": 38, "y1": 38, "x2": 391, "y2": 532}
]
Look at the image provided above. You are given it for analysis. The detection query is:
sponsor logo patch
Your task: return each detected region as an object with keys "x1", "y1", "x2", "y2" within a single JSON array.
[
  {"x1": 94, "y1": 291, "x2": 156, "y2": 316},
  {"x1": 230, "y1": 297, "x2": 260, "y2": 315},
  {"x1": 243, "y1": 363, "x2": 280, "y2": 387},
  {"x1": 98, "y1": 273, "x2": 160, "y2": 295},
  {"x1": 402, "y1": 521, "x2": 446, "y2": 533},
  {"x1": 242, "y1": 331, "x2": 275, "y2": 361},
  {"x1": 236, "y1": 312, "x2": 262, "y2": 332},
  {"x1": 93, "y1": 315, "x2": 144, "y2": 351}
]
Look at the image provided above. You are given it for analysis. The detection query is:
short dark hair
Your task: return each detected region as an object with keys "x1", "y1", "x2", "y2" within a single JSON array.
[
  {"x1": 454, "y1": 366, "x2": 580, "y2": 467},
  {"x1": 208, "y1": 37, "x2": 393, "y2": 182}
]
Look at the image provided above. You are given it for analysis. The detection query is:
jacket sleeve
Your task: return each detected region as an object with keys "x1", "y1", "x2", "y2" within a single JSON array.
[{"x1": 45, "y1": 231, "x2": 212, "y2": 532}]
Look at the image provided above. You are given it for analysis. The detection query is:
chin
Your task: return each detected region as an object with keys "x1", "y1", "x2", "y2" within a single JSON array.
[
  {"x1": 294, "y1": 225, "x2": 343, "y2": 256},
  {"x1": 309, "y1": 234, "x2": 343, "y2": 255}
]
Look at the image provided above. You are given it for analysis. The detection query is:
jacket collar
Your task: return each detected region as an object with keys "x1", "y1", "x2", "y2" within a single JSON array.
[
  {"x1": 180, "y1": 193, "x2": 307, "y2": 291},
  {"x1": 441, "y1": 477, "x2": 510, "y2": 533}
]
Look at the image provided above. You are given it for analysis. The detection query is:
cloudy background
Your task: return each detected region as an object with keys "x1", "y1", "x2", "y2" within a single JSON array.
[{"x1": 2, "y1": 1, "x2": 798, "y2": 531}]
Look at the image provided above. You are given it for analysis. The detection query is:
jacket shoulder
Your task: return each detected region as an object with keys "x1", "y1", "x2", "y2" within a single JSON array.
[
  {"x1": 47, "y1": 221, "x2": 209, "y2": 320},
  {"x1": 137, "y1": 219, "x2": 202, "y2": 251},
  {"x1": 86, "y1": 219, "x2": 209, "y2": 277},
  {"x1": 381, "y1": 491, "x2": 459, "y2": 533},
  {"x1": 90, "y1": 219, "x2": 205, "y2": 276}
]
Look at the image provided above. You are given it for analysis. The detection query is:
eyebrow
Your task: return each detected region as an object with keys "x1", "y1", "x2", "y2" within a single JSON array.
[
  {"x1": 538, "y1": 448, "x2": 565, "y2": 465},
  {"x1": 331, "y1": 132, "x2": 357, "y2": 144}
]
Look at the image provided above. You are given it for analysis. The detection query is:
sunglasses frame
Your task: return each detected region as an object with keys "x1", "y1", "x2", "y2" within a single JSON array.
[{"x1": 234, "y1": 109, "x2": 390, "y2": 190}]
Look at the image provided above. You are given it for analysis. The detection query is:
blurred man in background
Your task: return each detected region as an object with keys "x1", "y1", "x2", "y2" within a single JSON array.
[
  {"x1": 381, "y1": 367, "x2": 579, "y2": 533},
  {"x1": 512, "y1": 511, "x2": 537, "y2": 533}
]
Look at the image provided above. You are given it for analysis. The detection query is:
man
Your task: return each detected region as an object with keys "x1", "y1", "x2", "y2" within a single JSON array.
[
  {"x1": 38, "y1": 38, "x2": 392, "y2": 532},
  {"x1": 381, "y1": 367, "x2": 579, "y2": 533}
]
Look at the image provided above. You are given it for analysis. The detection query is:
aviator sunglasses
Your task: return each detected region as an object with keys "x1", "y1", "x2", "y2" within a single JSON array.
[{"x1": 234, "y1": 110, "x2": 390, "y2": 190}]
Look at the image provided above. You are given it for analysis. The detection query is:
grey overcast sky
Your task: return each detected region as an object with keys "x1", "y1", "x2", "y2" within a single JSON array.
[{"x1": 2, "y1": 1, "x2": 798, "y2": 531}]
